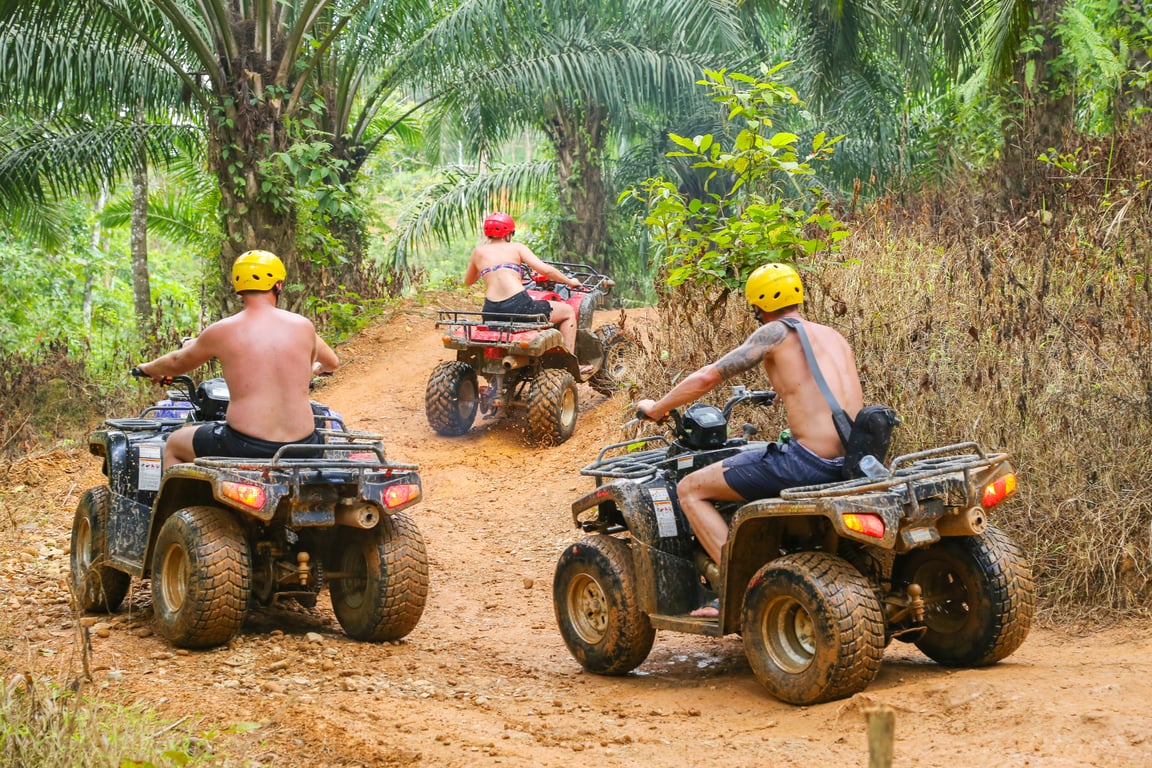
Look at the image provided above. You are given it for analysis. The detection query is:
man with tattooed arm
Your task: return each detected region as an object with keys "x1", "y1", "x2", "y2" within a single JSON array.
[{"x1": 636, "y1": 263, "x2": 863, "y2": 616}]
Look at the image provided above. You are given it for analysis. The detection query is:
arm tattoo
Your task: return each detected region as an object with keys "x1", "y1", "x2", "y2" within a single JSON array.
[{"x1": 714, "y1": 321, "x2": 789, "y2": 381}]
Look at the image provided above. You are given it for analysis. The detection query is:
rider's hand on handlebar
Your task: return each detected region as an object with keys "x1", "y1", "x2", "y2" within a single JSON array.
[
  {"x1": 131, "y1": 366, "x2": 172, "y2": 386},
  {"x1": 635, "y1": 399, "x2": 667, "y2": 423}
]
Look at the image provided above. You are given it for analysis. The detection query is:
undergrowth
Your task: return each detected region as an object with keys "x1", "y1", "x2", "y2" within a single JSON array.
[{"x1": 627, "y1": 127, "x2": 1152, "y2": 620}]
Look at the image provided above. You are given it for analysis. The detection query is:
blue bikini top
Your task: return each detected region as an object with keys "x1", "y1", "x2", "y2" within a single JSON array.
[{"x1": 479, "y1": 262, "x2": 525, "y2": 279}]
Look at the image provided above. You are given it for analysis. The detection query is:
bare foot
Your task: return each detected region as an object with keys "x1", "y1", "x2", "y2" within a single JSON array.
[{"x1": 690, "y1": 600, "x2": 719, "y2": 618}]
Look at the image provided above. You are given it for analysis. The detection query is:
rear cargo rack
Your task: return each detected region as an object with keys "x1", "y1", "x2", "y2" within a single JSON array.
[
  {"x1": 193, "y1": 432, "x2": 418, "y2": 473},
  {"x1": 435, "y1": 309, "x2": 551, "y2": 344},
  {"x1": 781, "y1": 442, "x2": 1009, "y2": 499}
]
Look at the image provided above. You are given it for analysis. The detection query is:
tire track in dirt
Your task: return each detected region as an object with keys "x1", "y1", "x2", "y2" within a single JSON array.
[{"x1": 2, "y1": 301, "x2": 1151, "y2": 767}]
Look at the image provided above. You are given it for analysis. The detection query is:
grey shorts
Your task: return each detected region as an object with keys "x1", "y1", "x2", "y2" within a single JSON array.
[{"x1": 721, "y1": 440, "x2": 844, "y2": 500}]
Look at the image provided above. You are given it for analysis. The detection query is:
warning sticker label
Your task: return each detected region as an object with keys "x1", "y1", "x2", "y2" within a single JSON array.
[
  {"x1": 649, "y1": 487, "x2": 678, "y2": 537},
  {"x1": 138, "y1": 442, "x2": 162, "y2": 492}
]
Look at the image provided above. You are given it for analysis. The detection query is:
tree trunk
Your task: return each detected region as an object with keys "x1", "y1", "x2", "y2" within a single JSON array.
[
  {"x1": 207, "y1": 72, "x2": 299, "y2": 316},
  {"x1": 543, "y1": 105, "x2": 611, "y2": 273},
  {"x1": 999, "y1": 0, "x2": 1075, "y2": 209},
  {"x1": 130, "y1": 152, "x2": 152, "y2": 339}
]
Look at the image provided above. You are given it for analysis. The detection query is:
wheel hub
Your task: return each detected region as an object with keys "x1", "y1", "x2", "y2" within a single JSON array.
[
  {"x1": 158, "y1": 542, "x2": 189, "y2": 612},
  {"x1": 763, "y1": 595, "x2": 816, "y2": 673},
  {"x1": 567, "y1": 573, "x2": 608, "y2": 643}
]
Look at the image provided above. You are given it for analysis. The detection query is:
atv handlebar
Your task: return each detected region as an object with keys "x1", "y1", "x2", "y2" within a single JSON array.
[
  {"x1": 132, "y1": 368, "x2": 200, "y2": 403},
  {"x1": 524, "y1": 260, "x2": 615, "y2": 295},
  {"x1": 632, "y1": 386, "x2": 777, "y2": 435}
]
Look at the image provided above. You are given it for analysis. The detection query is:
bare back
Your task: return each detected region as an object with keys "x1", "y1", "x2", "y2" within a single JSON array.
[
  {"x1": 716, "y1": 314, "x2": 862, "y2": 459},
  {"x1": 197, "y1": 303, "x2": 319, "y2": 441},
  {"x1": 464, "y1": 240, "x2": 538, "y2": 301}
]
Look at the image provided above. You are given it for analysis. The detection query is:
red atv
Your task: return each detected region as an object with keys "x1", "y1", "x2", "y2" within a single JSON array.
[{"x1": 426, "y1": 261, "x2": 630, "y2": 445}]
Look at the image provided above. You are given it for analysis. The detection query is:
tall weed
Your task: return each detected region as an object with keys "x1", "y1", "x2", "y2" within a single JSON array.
[{"x1": 630, "y1": 128, "x2": 1152, "y2": 618}]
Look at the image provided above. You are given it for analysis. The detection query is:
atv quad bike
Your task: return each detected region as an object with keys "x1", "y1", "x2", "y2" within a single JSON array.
[
  {"x1": 552, "y1": 387, "x2": 1035, "y2": 705},
  {"x1": 426, "y1": 261, "x2": 631, "y2": 445},
  {"x1": 70, "y1": 371, "x2": 428, "y2": 649}
]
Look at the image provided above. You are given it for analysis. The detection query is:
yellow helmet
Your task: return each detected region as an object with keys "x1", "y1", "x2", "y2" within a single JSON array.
[
  {"x1": 232, "y1": 250, "x2": 286, "y2": 293},
  {"x1": 745, "y1": 262, "x2": 803, "y2": 313}
]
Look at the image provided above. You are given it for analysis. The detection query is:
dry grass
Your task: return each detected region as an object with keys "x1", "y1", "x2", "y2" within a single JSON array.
[{"x1": 628, "y1": 129, "x2": 1152, "y2": 621}]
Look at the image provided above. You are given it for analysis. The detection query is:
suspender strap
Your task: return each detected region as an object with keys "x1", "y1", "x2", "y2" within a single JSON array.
[{"x1": 778, "y1": 317, "x2": 853, "y2": 446}]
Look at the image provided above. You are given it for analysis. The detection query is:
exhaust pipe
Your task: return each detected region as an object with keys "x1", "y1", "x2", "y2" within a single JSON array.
[
  {"x1": 937, "y1": 506, "x2": 988, "y2": 537},
  {"x1": 335, "y1": 502, "x2": 380, "y2": 529},
  {"x1": 502, "y1": 355, "x2": 530, "y2": 370}
]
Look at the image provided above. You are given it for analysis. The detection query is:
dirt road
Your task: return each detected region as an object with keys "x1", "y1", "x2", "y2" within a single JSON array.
[{"x1": 2, "y1": 303, "x2": 1150, "y2": 767}]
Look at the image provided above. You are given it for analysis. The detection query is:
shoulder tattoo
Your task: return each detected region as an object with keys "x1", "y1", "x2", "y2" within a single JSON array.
[{"x1": 714, "y1": 321, "x2": 789, "y2": 381}]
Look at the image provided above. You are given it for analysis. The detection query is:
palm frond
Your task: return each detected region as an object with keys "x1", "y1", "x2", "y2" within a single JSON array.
[
  {"x1": 0, "y1": 118, "x2": 201, "y2": 212},
  {"x1": 386, "y1": 160, "x2": 556, "y2": 270}
]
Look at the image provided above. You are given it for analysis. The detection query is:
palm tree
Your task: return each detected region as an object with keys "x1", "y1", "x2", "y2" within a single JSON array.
[
  {"x1": 385, "y1": 0, "x2": 748, "y2": 274},
  {"x1": 0, "y1": 0, "x2": 439, "y2": 310}
]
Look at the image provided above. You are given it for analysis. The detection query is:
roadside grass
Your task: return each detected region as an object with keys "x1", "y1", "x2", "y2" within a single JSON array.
[{"x1": 0, "y1": 672, "x2": 212, "y2": 768}]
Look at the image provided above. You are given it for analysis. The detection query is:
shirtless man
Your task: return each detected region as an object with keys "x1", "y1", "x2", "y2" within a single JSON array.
[
  {"x1": 464, "y1": 212, "x2": 581, "y2": 353},
  {"x1": 637, "y1": 263, "x2": 862, "y2": 616},
  {"x1": 136, "y1": 250, "x2": 340, "y2": 470}
]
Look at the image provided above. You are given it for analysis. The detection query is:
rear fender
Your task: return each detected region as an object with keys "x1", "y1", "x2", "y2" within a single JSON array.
[
  {"x1": 571, "y1": 480, "x2": 661, "y2": 614},
  {"x1": 722, "y1": 496, "x2": 902, "y2": 634},
  {"x1": 143, "y1": 466, "x2": 287, "y2": 573}
]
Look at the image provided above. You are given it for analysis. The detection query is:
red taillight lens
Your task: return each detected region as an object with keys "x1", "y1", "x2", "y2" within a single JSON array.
[
  {"x1": 222, "y1": 481, "x2": 266, "y2": 510},
  {"x1": 842, "y1": 513, "x2": 885, "y2": 538},
  {"x1": 384, "y1": 484, "x2": 420, "y2": 508},
  {"x1": 484, "y1": 347, "x2": 503, "y2": 359},
  {"x1": 982, "y1": 474, "x2": 1018, "y2": 507}
]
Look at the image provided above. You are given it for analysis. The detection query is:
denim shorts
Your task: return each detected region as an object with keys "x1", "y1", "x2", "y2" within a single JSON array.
[
  {"x1": 191, "y1": 423, "x2": 322, "y2": 460},
  {"x1": 721, "y1": 440, "x2": 844, "y2": 500}
]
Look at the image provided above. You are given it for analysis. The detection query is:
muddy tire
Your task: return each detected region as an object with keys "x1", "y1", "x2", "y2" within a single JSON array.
[
  {"x1": 151, "y1": 506, "x2": 251, "y2": 649},
  {"x1": 742, "y1": 551, "x2": 885, "y2": 705},
  {"x1": 554, "y1": 535, "x2": 655, "y2": 675},
  {"x1": 329, "y1": 512, "x2": 428, "y2": 642},
  {"x1": 426, "y1": 361, "x2": 478, "y2": 437},
  {"x1": 588, "y1": 324, "x2": 630, "y2": 396},
  {"x1": 70, "y1": 486, "x2": 131, "y2": 613},
  {"x1": 576, "y1": 290, "x2": 603, "y2": 330},
  {"x1": 894, "y1": 524, "x2": 1035, "y2": 666},
  {"x1": 526, "y1": 368, "x2": 578, "y2": 445}
]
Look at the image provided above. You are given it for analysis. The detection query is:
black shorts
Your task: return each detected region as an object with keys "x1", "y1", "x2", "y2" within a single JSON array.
[
  {"x1": 482, "y1": 291, "x2": 553, "y2": 322},
  {"x1": 721, "y1": 440, "x2": 844, "y2": 500},
  {"x1": 191, "y1": 422, "x2": 322, "y2": 460}
]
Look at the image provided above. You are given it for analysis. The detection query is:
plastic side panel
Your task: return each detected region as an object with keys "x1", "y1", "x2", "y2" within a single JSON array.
[
  {"x1": 651, "y1": 546, "x2": 701, "y2": 617},
  {"x1": 107, "y1": 495, "x2": 152, "y2": 575}
]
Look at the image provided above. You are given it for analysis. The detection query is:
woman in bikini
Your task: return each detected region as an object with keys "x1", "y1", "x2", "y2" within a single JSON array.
[{"x1": 463, "y1": 212, "x2": 582, "y2": 354}]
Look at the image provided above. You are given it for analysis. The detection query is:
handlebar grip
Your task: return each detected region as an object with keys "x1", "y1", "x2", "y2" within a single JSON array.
[
  {"x1": 130, "y1": 367, "x2": 172, "y2": 385},
  {"x1": 636, "y1": 408, "x2": 667, "y2": 424}
]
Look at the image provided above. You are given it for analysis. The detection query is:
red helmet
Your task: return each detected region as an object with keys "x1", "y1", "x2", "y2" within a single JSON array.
[{"x1": 483, "y1": 212, "x2": 515, "y2": 238}]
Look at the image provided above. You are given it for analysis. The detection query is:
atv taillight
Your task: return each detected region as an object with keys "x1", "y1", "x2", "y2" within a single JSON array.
[
  {"x1": 982, "y1": 473, "x2": 1017, "y2": 508},
  {"x1": 222, "y1": 481, "x2": 266, "y2": 510},
  {"x1": 842, "y1": 513, "x2": 885, "y2": 538},
  {"x1": 484, "y1": 347, "x2": 503, "y2": 359},
  {"x1": 384, "y1": 483, "x2": 420, "y2": 508}
]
